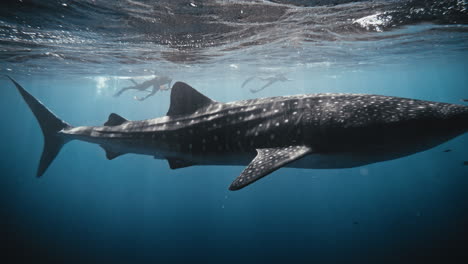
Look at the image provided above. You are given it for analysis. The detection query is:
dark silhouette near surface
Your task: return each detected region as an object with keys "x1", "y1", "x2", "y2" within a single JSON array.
[
  {"x1": 241, "y1": 73, "x2": 292, "y2": 93},
  {"x1": 114, "y1": 76, "x2": 172, "y2": 101}
]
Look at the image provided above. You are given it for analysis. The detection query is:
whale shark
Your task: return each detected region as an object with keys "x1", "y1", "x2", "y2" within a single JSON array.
[{"x1": 8, "y1": 76, "x2": 468, "y2": 190}]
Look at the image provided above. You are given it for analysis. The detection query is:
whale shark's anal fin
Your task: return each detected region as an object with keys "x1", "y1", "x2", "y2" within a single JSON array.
[
  {"x1": 229, "y1": 146, "x2": 313, "y2": 191},
  {"x1": 100, "y1": 145, "x2": 124, "y2": 160},
  {"x1": 167, "y1": 158, "x2": 195, "y2": 169},
  {"x1": 104, "y1": 113, "x2": 127, "y2": 126},
  {"x1": 167, "y1": 82, "x2": 216, "y2": 116}
]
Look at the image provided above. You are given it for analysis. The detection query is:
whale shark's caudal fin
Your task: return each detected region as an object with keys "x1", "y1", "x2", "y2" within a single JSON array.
[{"x1": 7, "y1": 76, "x2": 72, "y2": 177}]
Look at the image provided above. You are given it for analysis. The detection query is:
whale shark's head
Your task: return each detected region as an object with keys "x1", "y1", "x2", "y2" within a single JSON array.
[
  {"x1": 383, "y1": 102, "x2": 468, "y2": 153},
  {"x1": 436, "y1": 103, "x2": 468, "y2": 131},
  {"x1": 315, "y1": 95, "x2": 468, "y2": 154}
]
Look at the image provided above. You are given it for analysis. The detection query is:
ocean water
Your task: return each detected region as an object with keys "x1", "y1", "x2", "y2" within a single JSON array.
[{"x1": 1, "y1": 0, "x2": 468, "y2": 263}]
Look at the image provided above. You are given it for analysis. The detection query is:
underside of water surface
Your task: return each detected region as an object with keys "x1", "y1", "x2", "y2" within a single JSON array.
[{"x1": 0, "y1": 1, "x2": 467, "y2": 264}]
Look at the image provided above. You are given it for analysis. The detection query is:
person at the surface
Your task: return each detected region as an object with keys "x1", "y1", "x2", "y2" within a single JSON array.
[
  {"x1": 241, "y1": 73, "x2": 292, "y2": 93},
  {"x1": 114, "y1": 75, "x2": 172, "y2": 101}
]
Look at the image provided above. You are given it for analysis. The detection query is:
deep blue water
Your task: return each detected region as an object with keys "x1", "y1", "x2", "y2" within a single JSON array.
[{"x1": 1, "y1": 1, "x2": 468, "y2": 263}]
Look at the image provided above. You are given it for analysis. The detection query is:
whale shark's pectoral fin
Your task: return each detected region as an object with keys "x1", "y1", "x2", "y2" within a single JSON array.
[
  {"x1": 104, "y1": 113, "x2": 128, "y2": 126},
  {"x1": 229, "y1": 146, "x2": 313, "y2": 191},
  {"x1": 167, "y1": 158, "x2": 196, "y2": 169}
]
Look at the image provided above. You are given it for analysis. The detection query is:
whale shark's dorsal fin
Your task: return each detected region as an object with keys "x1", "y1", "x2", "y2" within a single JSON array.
[
  {"x1": 104, "y1": 113, "x2": 127, "y2": 126},
  {"x1": 229, "y1": 146, "x2": 313, "y2": 190},
  {"x1": 167, "y1": 82, "x2": 216, "y2": 116}
]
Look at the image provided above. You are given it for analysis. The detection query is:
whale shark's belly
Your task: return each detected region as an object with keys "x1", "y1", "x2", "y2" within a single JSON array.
[{"x1": 164, "y1": 148, "x2": 411, "y2": 169}]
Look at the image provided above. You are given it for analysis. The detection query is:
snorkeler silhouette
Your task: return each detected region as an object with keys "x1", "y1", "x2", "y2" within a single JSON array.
[
  {"x1": 114, "y1": 75, "x2": 172, "y2": 101},
  {"x1": 241, "y1": 73, "x2": 292, "y2": 93}
]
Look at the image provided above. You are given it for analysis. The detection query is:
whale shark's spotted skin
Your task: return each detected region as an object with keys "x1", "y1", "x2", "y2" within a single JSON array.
[{"x1": 9, "y1": 79, "x2": 468, "y2": 190}]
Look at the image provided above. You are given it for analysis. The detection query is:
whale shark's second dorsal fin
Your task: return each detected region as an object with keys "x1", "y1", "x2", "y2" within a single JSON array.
[
  {"x1": 104, "y1": 113, "x2": 127, "y2": 126},
  {"x1": 167, "y1": 82, "x2": 216, "y2": 116}
]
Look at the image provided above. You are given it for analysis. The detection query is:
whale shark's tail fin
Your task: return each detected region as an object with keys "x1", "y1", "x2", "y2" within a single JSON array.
[{"x1": 7, "y1": 76, "x2": 72, "y2": 177}]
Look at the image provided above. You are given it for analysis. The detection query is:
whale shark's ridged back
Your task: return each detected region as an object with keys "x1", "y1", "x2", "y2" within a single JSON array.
[{"x1": 7, "y1": 76, "x2": 72, "y2": 176}]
